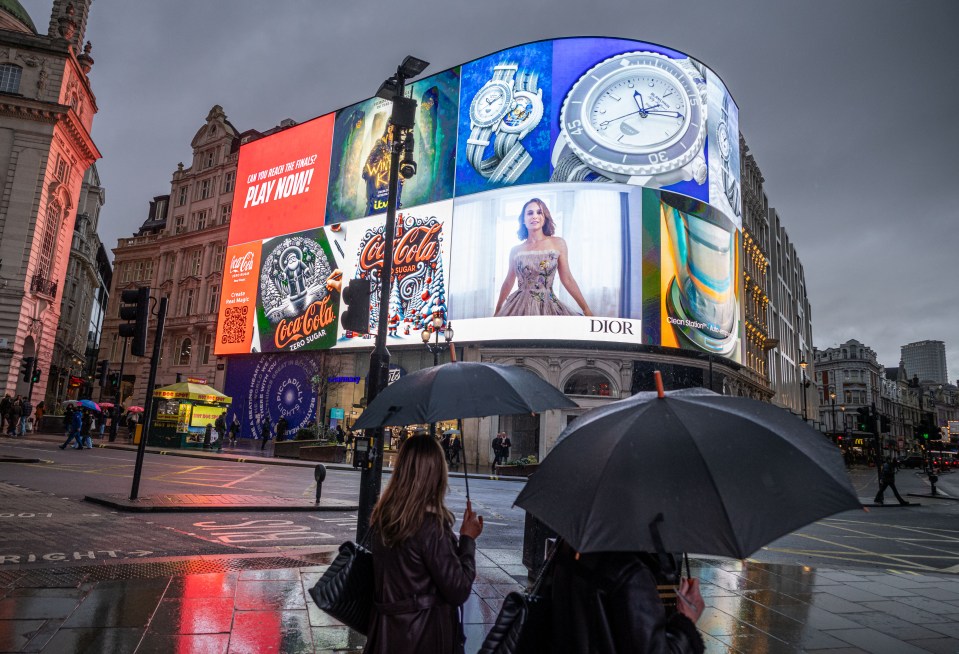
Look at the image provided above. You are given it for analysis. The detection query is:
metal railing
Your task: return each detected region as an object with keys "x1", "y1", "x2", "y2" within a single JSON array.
[{"x1": 30, "y1": 273, "x2": 58, "y2": 298}]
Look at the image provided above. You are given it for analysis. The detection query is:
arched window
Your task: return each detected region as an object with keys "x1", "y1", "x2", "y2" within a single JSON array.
[
  {"x1": 564, "y1": 371, "x2": 613, "y2": 397},
  {"x1": 37, "y1": 200, "x2": 62, "y2": 280},
  {"x1": 0, "y1": 63, "x2": 22, "y2": 94},
  {"x1": 177, "y1": 337, "x2": 192, "y2": 366}
]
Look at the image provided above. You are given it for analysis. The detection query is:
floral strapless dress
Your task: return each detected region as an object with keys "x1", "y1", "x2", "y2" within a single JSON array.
[{"x1": 495, "y1": 250, "x2": 577, "y2": 317}]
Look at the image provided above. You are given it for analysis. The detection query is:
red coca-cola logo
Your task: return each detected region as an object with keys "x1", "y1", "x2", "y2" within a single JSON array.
[
  {"x1": 358, "y1": 222, "x2": 440, "y2": 274},
  {"x1": 230, "y1": 251, "x2": 255, "y2": 274},
  {"x1": 274, "y1": 297, "x2": 335, "y2": 349}
]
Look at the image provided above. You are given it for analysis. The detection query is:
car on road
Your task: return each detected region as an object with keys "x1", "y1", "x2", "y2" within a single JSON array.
[{"x1": 899, "y1": 455, "x2": 925, "y2": 469}]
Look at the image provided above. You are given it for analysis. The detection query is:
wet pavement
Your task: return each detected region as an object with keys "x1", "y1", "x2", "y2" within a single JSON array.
[
  {"x1": 5, "y1": 433, "x2": 959, "y2": 651},
  {"x1": 84, "y1": 494, "x2": 357, "y2": 513},
  {"x1": 2, "y1": 548, "x2": 959, "y2": 652}
]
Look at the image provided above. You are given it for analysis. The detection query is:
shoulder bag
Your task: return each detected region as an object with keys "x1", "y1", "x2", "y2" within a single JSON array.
[
  {"x1": 477, "y1": 539, "x2": 559, "y2": 654},
  {"x1": 308, "y1": 535, "x2": 374, "y2": 635}
]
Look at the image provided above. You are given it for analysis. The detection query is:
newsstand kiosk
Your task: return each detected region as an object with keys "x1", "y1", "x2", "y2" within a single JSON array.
[{"x1": 146, "y1": 381, "x2": 232, "y2": 449}]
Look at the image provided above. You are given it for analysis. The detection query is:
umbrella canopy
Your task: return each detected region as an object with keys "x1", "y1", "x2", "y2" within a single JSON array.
[
  {"x1": 78, "y1": 399, "x2": 101, "y2": 412},
  {"x1": 61, "y1": 399, "x2": 79, "y2": 407},
  {"x1": 99, "y1": 402, "x2": 116, "y2": 409},
  {"x1": 127, "y1": 406, "x2": 145, "y2": 413},
  {"x1": 353, "y1": 362, "x2": 576, "y2": 429},
  {"x1": 515, "y1": 386, "x2": 861, "y2": 559}
]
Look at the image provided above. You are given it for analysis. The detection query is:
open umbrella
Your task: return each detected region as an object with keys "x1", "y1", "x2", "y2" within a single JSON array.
[
  {"x1": 127, "y1": 406, "x2": 144, "y2": 413},
  {"x1": 78, "y1": 399, "x2": 101, "y2": 412},
  {"x1": 515, "y1": 375, "x2": 861, "y2": 559},
  {"x1": 353, "y1": 362, "x2": 576, "y2": 429},
  {"x1": 98, "y1": 402, "x2": 115, "y2": 409}
]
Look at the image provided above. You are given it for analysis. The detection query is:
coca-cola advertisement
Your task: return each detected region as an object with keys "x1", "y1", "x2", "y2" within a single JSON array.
[
  {"x1": 327, "y1": 200, "x2": 452, "y2": 347},
  {"x1": 215, "y1": 242, "x2": 262, "y2": 355},
  {"x1": 253, "y1": 228, "x2": 340, "y2": 353}
]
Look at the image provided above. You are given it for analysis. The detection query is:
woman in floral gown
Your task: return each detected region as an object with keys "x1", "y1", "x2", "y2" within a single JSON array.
[{"x1": 494, "y1": 198, "x2": 592, "y2": 317}]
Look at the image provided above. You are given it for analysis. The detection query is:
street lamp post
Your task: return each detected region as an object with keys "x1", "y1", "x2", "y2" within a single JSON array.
[
  {"x1": 356, "y1": 55, "x2": 430, "y2": 543},
  {"x1": 421, "y1": 312, "x2": 454, "y2": 439},
  {"x1": 799, "y1": 358, "x2": 809, "y2": 422}
]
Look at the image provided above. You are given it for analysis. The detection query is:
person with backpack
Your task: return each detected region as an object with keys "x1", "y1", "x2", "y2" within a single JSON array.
[{"x1": 874, "y1": 457, "x2": 909, "y2": 505}]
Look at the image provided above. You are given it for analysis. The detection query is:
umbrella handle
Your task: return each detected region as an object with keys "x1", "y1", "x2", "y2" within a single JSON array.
[
  {"x1": 458, "y1": 417, "x2": 469, "y2": 502},
  {"x1": 654, "y1": 370, "x2": 665, "y2": 398}
]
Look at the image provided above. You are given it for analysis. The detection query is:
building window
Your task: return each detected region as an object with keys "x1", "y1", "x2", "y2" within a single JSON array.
[
  {"x1": 177, "y1": 186, "x2": 188, "y2": 206},
  {"x1": 180, "y1": 287, "x2": 196, "y2": 316},
  {"x1": 177, "y1": 337, "x2": 192, "y2": 366},
  {"x1": 192, "y1": 209, "x2": 208, "y2": 230},
  {"x1": 0, "y1": 63, "x2": 22, "y2": 93},
  {"x1": 204, "y1": 149, "x2": 216, "y2": 169},
  {"x1": 54, "y1": 154, "x2": 71, "y2": 183},
  {"x1": 201, "y1": 333, "x2": 212, "y2": 365},
  {"x1": 143, "y1": 260, "x2": 153, "y2": 281},
  {"x1": 174, "y1": 215, "x2": 185, "y2": 234},
  {"x1": 212, "y1": 245, "x2": 225, "y2": 272},
  {"x1": 197, "y1": 179, "x2": 212, "y2": 200},
  {"x1": 189, "y1": 249, "x2": 202, "y2": 276},
  {"x1": 563, "y1": 371, "x2": 612, "y2": 397},
  {"x1": 219, "y1": 203, "x2": 232, "y2": 224},
  {"x1": 207, "y1": 284, "x2": 220, "y2": 314},
  {"x1": 37, "y1": 200, "x2": 62, "y2": 280},
  {"x1": 223, "y1": 171, "x2": 235, "y2": 194},
  {"x1": 133, "y1": 261, "x2": 144, "y2": 281},
  {"x1": 166, "y1": 256, "x2": 175, "y2": 280}
]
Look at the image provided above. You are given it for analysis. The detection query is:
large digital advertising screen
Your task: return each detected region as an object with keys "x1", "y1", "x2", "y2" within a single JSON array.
[{"x1": 216, "y1": 36, "x2": 743, "y2": 363}]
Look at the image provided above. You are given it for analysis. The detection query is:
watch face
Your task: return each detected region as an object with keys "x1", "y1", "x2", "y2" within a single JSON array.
[
  {"x1": 499, "y1": 90, "x2": 544, "y2": 135},
  {"x1": 560, "y1": 51, "x2": 706, "y2": 177},
  {"x1": 717, "y1": 121, "x2": 731, "y2": 160},
  {"x1": 469, "y1": 80, "x2": 513, "y2": 128}
]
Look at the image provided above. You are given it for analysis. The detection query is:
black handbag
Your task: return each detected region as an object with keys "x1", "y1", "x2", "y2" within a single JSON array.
[
  {"x1": 478, "y1": 541, "x2": 558, "y2": 654},
  {"x1": 308, "y1": 539, "x2": 374, "y2": 634}
]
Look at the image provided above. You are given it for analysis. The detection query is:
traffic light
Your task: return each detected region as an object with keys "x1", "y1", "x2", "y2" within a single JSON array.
[
  {"x1": 19, "y1": 357, "x2": 34, "y2": 383},
  {"x1": 31, "y1": 366, "x2": 41, "y2": 384},
  {"x1": 856, "y1": 407, "x2": 870, "y2": 431},
  {"x1": 109, "y1": 372, "x2": 119, "y2": 388},
  {"x1": 97, "y1": 359, "x2": 109, "y2": 387},
  {"x1": 118, "y1": 286, "x2": 151, "y2": 356},
  {"x1": 880, "y1": 414, "x2": 890, "y2": 432},
  {"x1": 340, "y1": 278, "x2": 372, "y2": 334}
]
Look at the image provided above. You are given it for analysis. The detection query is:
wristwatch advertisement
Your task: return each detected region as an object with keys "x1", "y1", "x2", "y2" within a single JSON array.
[
  {"x1": 551, "y1": 50, "x2": 708, "y2": 191},
  {"x1": 706, "y1": 72, "x2": 742, "y2": 225},
  {"x1": 466, "y1": 63, "x2": 544, "y2": 184}
]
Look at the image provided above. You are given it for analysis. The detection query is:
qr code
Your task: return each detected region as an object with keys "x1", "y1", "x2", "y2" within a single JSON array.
[{"x1": 220, "y1": 306, "x2": 249, "y2": 344}]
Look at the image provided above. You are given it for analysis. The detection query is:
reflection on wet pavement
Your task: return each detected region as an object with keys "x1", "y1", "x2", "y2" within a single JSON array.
[{"x1": 2, "y1": 553, "x2": 959, "y2": 652}]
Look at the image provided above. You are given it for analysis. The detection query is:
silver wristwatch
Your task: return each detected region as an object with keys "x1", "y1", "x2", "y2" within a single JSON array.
[
  {"x1": 467, "y1": 63, "x2": 544, "y2": 184},
  {"x1": 717, "y1": 93, "x2": 741, "y2": 218}
]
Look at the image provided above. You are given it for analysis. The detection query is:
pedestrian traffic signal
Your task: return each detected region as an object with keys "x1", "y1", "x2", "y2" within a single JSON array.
[
  {"x1": 31, "y1": 366, "x2": 41, "y2": 384},
  {"x1": 19, "y1": 356, "x2": 34, "y2": 383},
  {"x1": 97, "y1": 359, "x2": 110, "y2": 387},
  {"x1": 340, "y1": 278, "x2": 372, "y2": 334},
  {"x1": 118, "y1": 286, "x2": 151, "y2": 356}
]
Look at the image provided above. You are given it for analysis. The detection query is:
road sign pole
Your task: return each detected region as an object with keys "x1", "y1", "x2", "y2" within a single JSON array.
[{"x1": 130, "y1": 297, "x2": 167, "y2": 501}]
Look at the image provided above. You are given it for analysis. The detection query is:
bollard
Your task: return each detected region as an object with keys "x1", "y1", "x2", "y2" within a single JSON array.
[
  {"x1": 314, "y1": 464, "x2": 327, "y2": 505},
  {"x1": 929, "y1": 472, "x2": 939, "y2": 496}
]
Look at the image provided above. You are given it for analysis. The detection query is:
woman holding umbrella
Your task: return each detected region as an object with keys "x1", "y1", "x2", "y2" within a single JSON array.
[{"x1": 363, "y1": 435, "x2": 484, "y2": 654}]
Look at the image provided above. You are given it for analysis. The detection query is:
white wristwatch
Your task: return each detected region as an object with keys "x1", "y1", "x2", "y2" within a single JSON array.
[{"x1": 467, "y1": 63, "x2": 544, "y2": 184}]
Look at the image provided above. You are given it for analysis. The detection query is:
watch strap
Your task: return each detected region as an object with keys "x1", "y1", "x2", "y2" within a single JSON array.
[{"x1": 489, "y1": 142, "x2": 533, "y2": 184}]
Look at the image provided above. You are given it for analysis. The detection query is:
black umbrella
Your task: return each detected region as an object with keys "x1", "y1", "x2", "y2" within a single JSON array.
[
  {"x1": 353, "y1": 362, "x2": 577, "y2": 429},
  {"x1": 515, "y1": 379, "x2": 861, "y2": 559}
]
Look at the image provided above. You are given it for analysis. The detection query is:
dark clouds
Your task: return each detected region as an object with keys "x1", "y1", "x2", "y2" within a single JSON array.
[{"x1": 19, "y1": 0, "x2": 959, "y2": 377}]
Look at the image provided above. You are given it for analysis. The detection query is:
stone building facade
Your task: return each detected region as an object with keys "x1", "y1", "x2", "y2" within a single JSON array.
[
  {"x1": 49, "y1": 161, "x2": 109, "y2": 404},
  {"x1": 0, "y1": 0, "x2": 100, "y2": 406}
]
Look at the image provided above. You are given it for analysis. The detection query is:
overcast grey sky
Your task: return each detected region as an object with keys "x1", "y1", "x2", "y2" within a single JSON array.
[{"x1": 20, "y1": 0, "x2": 959, "y2": 379}]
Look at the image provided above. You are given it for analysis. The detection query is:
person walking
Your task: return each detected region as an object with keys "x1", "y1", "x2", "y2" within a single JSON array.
[
  {"x1": 229, "y1": 416, "x2": 240, "y2": 447},
  {"x1": 18, "y1": 397, "x2": 32, "y2": 437},
  {"x1": 80, "y1": 410, "x2": 94, "y2": 449},
  {"x1": 7, "y1": 396, "x2": 22, "y2": 437},
  {"x1": 276, "y1": 416, "x2": 288, "y2": 443},
  {"x1": 441, "y1": 431, "x2": 452, "y2": 463},
  {"x1": 60, "y1": 407, "x2": 83, "y2": 449},
  {"x1": 491, "y1": 431, "x2": 511, "y2": 472},
  {"x1": 874, "y1": 456, "x2": 909, "y2": 505},
  {"x1": 260, "y1": 415, "x2": 271, "y2": 451},
  {"x1": 364, "y1": 435, "x2": 484, "y2": 653},
  {"x1": 549, "y1": 543, "x2": 706, "y2": 653},
  {"x1": 449, "y1": 435, "x2": 462, "y2": 467},
  {"x1": 0, "y1": 394, "x2": 11, "y2": 434}
]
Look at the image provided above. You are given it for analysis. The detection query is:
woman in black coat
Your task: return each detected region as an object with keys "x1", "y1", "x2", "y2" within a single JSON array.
[
  {"x1": 550, "y1": 544, "x2": 706, "y2": 653},
  {"x1": 364, "y1": 435, "x2": 484, "y2": 654}
]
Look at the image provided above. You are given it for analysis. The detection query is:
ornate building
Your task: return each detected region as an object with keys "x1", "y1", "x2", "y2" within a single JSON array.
[
  {"x1": 50, "y1": 162, "x2": 109, "y2": 404},
  {"x1": 99, "y1": 106, "x2": 240, "y2": 406},
  {"x1": 0, "y1": 0, "x2": 100, "y2": 406}
]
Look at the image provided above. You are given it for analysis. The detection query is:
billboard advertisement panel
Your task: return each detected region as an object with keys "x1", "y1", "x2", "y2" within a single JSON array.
[{"x1": 216, "y1": 37, "x2": 743, "y2": 363}]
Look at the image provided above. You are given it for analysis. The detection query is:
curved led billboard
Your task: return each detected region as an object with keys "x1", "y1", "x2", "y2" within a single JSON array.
[{"x1": 216, "y1": 37, "x2": 743, "y2": 363}]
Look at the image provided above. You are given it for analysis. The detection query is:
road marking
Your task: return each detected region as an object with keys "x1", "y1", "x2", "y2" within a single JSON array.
[
  {"x1": 0, "y1": 550, "x2": 153, "y2": 564},
  {"x1": 222, "y1": 467, "x2": 267, "y2": 488},
  {"x1": 192, "y1": 519, "x2": 333, "y2": 544}
]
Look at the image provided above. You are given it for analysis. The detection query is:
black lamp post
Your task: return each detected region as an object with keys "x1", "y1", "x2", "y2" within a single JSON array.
[
  {"x1": 829, "y1": 390, "x2": 838, "y2": 442},
  {"x1": 356, "y1": 55, "x2": 429, "y2": 543},
  {"x1": 422, "y1": 312, "x2": 454, "y2": 438},
  {"x1": 799, "y1": 358, "x2": 809, "y2": 422}
]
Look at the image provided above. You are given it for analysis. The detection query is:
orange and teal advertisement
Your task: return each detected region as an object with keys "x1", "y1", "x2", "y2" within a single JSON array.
[{"x1": 214, "y1": 242, "x2": 262, "y2": 355}]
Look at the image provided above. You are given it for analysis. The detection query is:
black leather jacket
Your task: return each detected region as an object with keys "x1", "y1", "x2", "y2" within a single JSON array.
[{"x1": 550, "y1": 546, "x2": 704, "y2": 654}]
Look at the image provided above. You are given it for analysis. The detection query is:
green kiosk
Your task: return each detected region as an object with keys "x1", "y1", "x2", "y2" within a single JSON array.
[{"x1": 146, "y1": 382, "x2": 232, "y2": 449}]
